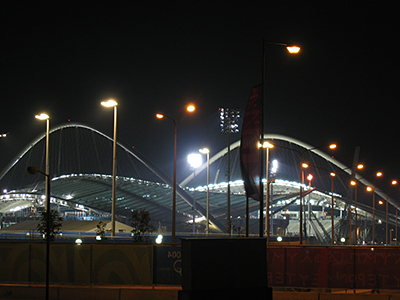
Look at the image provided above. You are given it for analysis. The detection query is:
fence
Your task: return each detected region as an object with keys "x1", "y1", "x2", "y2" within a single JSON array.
[{"x1": 1, "y1": 242, "x2": 399, "y2": 290}]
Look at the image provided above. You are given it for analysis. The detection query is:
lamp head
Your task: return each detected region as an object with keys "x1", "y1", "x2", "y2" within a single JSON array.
[
  {"x1": 199, "y1": 148, "x2": 209, "y2": 154},
  {"x1": 27, "y1": 166, "x2": 40, "y2": 175},
  {"x1": 286, "y1": 45, "x2": 300, "y2": 54},
  {"x1": 187, "y1": 104, "x2": 195, "y2": 113},
  {"x1": 35, "y1": 113, "x2": 49, "y2": 120},
  {"x1": 101, "y1": 99, "x2": 118, "y2": 107}
]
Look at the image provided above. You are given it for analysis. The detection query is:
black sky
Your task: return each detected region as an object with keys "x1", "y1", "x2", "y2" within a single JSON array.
[{"x1": 1, "y1": 2, "x2": 399, "y2": 187}]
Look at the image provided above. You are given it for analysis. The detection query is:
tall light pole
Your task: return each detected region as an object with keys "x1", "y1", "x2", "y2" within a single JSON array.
[
  {"x1": 27, "y1": 166, "x2": 50, "y2": 300},
  {"x1": 260, "y1": 40, "x2": 300, "y2": 237},
  {"x1": 299, "y1": 144, "x2": 336, "y2": 244},
  {"x1": 101, "y1": 99, "x2": 118, "y2": 237},
  {"x1": 188, "y1": 153, "x2": 202, "y2": 234},
  {"x1": 35, "y1": 113, "x2": 50, "y2": 210},
  {"x1": 199, "y1": 148, "x2": 210, "y2": 235},
  {"x1": 367, "y1": 186, "x2": 377, "y2": 244},
  {"x1": 220, "y1": 107, "x2": 240, "y2": 234},
  {"x1": 331, "y1": 172, "x2": 336, "y2": 245},
  {"x1": 156, "y1": 104, "x2": 196, "y2": 243},
  {"x1": 258, "y1": 140, "x2": 274, "y2": 242}
]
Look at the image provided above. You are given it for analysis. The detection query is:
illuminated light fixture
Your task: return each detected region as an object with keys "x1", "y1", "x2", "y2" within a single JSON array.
[
  {"x1": 302, "y1": 163, "x2": 309, "y2": 169},
  {"x1": 357, "y1": 164, "x2": 364, "y2": 170},
  {"x1": 378, "y1": 200, "x2": 384, "y2": 205},
  {"x1": 96, "y1": 235, "x2": 102, "y2": 241},
  {"x1": 258, "y1": 141, "x2": 274, "y2": 149},
  {"x1": 366, "y1": 186, "x2": 373, "y2": 192},
  {"x1": 376, "y1": 172, "x2": 383, "y2": 177},
  {"x1": 156, "y1": 235, "x2": 163, "y2": 244},
  {"x1": 286, "y1": 46, "x2": 301, "y2": 53},
  {"x1": 35, "y1": 113, "x2": 50, "y2": 120},
  {"x1": 199, "y1": 148, "x2": 209, "y2": 154},
  {"x1": 329, "y1": 144, "x2": 337, "y2": 150},
  {"x1": 307, "y1": 174, "x2": 313, "y2": 181},
  {"x1": 330, "y1": 172, "x2": 336, "y2": 177},
  {"x1": 220, "y1": 107, "x2": 240, "y2": 134},
  {"x1": 340, "y1": 237, "x2": 346, "y2": 243},
  {"x1": 75, "y1": 238, "x2": 83, "y2": 245},
  {"x1": 350, "y1": 180, "x2": 357, "y2": 186},
  {"x1": 392, "y1": 180, "x2": 398, "y2": 185},
  {"x1": 100, "y1": 99, "x2": 118, "y2": 107},
  {"x1": 156, "y1": 113, "x2": 164, "y2": 119},
  {"x1": 188, "y1": 153, "x2": 202, "y2": 169},
  {"x1": 271, "y1": 159, "x2": 278, "y2": 174},
  {"x1": 277, "y1": 236, "x2": 283, "y2": 242},
  {"x1": 187, "y1": 104, "x2": 196, "y2": 112}
]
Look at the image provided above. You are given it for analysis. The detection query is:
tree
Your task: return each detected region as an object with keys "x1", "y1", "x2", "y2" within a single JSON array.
[
  {"x1": 37, "y1": 209, "x2": 63, "y2": 241},
  {"x1": 131, "y1": 209, "x2": 156, "y2": 242}
]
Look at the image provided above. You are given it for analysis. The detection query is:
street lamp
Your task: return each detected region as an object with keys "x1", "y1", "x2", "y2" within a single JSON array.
[
  {"x1": 101, "y1": 99, "x2": 118, "y2": 237},
  {"x1": 199, "y1": 148, "x2": 210, "y2": 235},
  {"x1": 27, "y1": 166, "x2": 51, "y2": 300},
  {"x1": 330, "y1": 172, "x2": 336, "y2": 245},
  {"x1": 35, "y1": 113, "x2": 50, "y2": 210},
  {"x1": 259, "y1": 40, "x2": 300, "y2": 237},
  {"x1": 259, "y1": 140, "x2": 274, "y2": 241},
  {"x1": 188, "y1": 153, "x2": 202, "y2": 233},
  {"x1": 375, "y1": 180, "x2": 398, "y2": 245},
  {"x1": 156, "y1": 104, "x2": 196, "y2": 243},
  {"x1": 299, "y1": 144, "x2": 336, "y2": 244}
]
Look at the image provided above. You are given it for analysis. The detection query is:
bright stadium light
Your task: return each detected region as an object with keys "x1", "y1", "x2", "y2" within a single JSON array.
[
  {"x1": 271, "y1": 159, "x2": 278, "y2": 175},
  {"x1": 188, "y1": 153, "x2": 202, "y2": 169}
]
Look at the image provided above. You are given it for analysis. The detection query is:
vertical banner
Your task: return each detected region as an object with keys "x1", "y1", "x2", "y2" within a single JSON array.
[{"x1": 240, "y1": 85, "x2": 262, "y2": 201}]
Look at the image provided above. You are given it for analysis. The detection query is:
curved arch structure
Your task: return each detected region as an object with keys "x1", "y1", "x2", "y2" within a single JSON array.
[
  {"x1": 0, "y1": 123, "x2": 225, "y2": 231},
  {"x1": 180, "y1": 133, "x2": 398, "y2": 209},
  {"x1": 0, "y1": 126, "x2": 397, "y2": 237}
]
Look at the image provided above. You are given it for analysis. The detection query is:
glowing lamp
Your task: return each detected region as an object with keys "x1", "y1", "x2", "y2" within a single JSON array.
[{"x1": 286, "y1": 46, "x2": 300, "y2": 53}]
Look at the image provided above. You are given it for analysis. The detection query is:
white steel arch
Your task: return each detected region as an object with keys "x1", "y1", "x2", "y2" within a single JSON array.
[{"x1": 180, "y1": 134, "x2": 398, "y2": 209}]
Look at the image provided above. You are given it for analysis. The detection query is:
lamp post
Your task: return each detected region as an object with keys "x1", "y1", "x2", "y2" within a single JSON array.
[
  {"x1": 156, "y1": 104, "x2": 195, "y2": 243},
  {"x1": 259, "y1": 141, "x2": 274, "y2": 241},
  {"x1": 348, "y1": 164, "x2": 364, "y2": 244},
  {"x1": 376, "y1": 180, "x2": 398, "y2": 245},
  {"x1": 260, "y1": 40, "x2": 300, "y2": 237},
  {"x1": 199, "y1": 148, "x2": 210, "y2": 235},
  {"x1": 188, "y1": 153, "x2": 202, "y2": 234},
  {"x1": 299, "y1": 144, "x2": 336, "y2": 244},
  {"x1": 27, "y1": 166, "x2": 50, "y2": 300},
  {"x1": 220, "y1": 107, "x2": 240, "y2": 234},
  {"x1": 330, "y1": 172, "x2": 336, "y2": 245},
  {"x1": 101, "y1": 99, "x2": 118, "y2": 237},
  {"x1": 35, "y1": 113, "x2": 50, "y2": 210}
]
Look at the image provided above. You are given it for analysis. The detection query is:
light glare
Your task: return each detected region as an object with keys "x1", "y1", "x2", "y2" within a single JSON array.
[
  {"x1": 35, "y1": 113, "x2": 49, "y2": 120},
  {"x1": 188, "y1": 153, "x2": 202, "y2": 169},
  {"x1": 286, "y1": 46, "x2": 300, "y2": 53},
  {"x1": 101, "y1": 99, "x2": 118, "y2": 107},
  {"x1": 187, "y1": 105, "x2": 195, "y2": 112}
]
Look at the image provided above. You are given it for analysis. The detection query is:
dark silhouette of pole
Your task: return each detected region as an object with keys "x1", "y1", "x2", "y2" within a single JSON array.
[
  {"x1": 27, "y1": 166, "x2": 50, "y2": 300},
  {"x1": 219, "y1": 107, "x2": 240, "y2": 234}
]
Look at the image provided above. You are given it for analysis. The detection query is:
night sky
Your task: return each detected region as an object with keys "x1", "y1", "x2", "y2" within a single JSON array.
[{"x1": 1, "y1": 3, "x2": 399, "y2": 189}]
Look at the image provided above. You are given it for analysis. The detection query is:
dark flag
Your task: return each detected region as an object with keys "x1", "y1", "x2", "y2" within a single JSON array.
[{"x1": 240, "y1": 85, "x2": 262, "y2": 201}]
